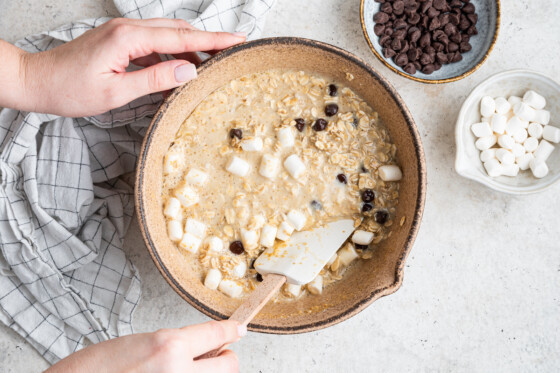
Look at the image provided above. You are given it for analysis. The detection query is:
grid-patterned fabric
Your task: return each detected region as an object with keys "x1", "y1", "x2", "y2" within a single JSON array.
[{"x1": 0, "y1": 0, "x2": 275, "y2": 365}]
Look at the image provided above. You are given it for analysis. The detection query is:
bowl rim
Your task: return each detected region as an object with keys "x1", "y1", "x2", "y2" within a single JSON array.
[
  {"x1": 135, "y1": 36, "x2": 427, "y2": 333},
  {"x1": 454, "y1": 68, "x2": 560, "y2": 194},
  {"x1": 359, "y1": 0, "x2": 501, "y2": 84}
]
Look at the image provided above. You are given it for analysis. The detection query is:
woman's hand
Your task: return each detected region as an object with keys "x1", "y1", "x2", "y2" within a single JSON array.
[
  {"x1": 2, "y1": 18, "x2": 245, "y2": 117},
  {"x1": 46, "y1": 320, "x2": 246, "y2": 373}
]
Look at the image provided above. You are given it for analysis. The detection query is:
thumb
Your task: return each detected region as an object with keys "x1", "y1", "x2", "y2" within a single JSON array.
[{"x1": 119, "y1": 59, "x2": 197, "y2": 99}]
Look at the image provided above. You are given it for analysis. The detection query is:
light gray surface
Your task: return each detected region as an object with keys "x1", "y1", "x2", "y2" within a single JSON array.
[{"x1": 0, "y1": 0, "x2": 559, "y2": 372}]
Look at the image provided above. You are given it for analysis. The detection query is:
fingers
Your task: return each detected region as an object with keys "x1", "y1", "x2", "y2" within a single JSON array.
[
  {"x1": 172, "y1": 52, "x2": 203, "y2": 65},
  {"x1": 194, "y1": 349, "x2": 239, "y2": 373},
  {"x1": 117, "y1": 59, "x2": 196, "y2": 99},
  {"x1": 131, "y1": 52, "x2": 162, "y2": 67},
  {"x1": 181, "y1": 321, "x2": 244, "y2": 357},
  {"x1": 106, "y1": 17, "x2": 197, "y2": 30},
  {"x1": 120, "y1": 26, "x2": 246, "y2": 60}
]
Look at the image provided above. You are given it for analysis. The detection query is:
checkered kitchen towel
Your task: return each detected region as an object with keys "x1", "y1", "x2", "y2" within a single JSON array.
[{"x1": 0, "y1": 0, "x2": 275, "y2": 364}]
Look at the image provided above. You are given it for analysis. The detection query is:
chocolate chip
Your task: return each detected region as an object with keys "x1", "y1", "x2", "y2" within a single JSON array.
[
  {"x1": 428, "y1": 16, "x2": 441, "y2": 31},
  {"x1": 444, "y1": 23, "x2": 457, "y2": 36},
  {"x1": 461, "y1": 33, "x2": 470, "y2": 42},
  {"x1": 438, "y1": 13, "x2": 450, "y2": 26},
  {"x1": 362, "y1": 203, "x2": 374, "y2": 212},
  {"x1": 427, "y1": 7, "x2": 440, "y2": 19},
  {"x1": 467, "y1": 13, "x2": 478, "y2": 24},
  {"x1": 432, "y1": 41, "x2": 444, "y2": 52},
  {"x1": 393, "y1": 29, "x2": 407, "y2": 40},
  {"x1": 312, "y1": 118, "x2": 328, "y2": 131},
  {"x1": 451, "y1": 51, "x2": 463, "y2": 62},
  {"x1": 419, "y1": 53, "x2": 432, "y2": 65},
  {"x1": 310, "y1": 200, "x2": 322, "y2": 210},
  {"x1": 383, "y1": 47, "x2": 397, "y2": 58},
  {"x1": 407, "y1": 47, "x2": 421, "y2": 61},
  {"x1": 408, "y1": 12, "x2": 421, "y2": 24},
  {"x1": 394, "y1": 18, "x2": 408, "y2": 30},
  {"x1": 459, "y1": 18, "x2": 471, "y2": 31},
  {"x1": 379, "y1": 35, "x2": 391, "y2": 47},
  {"x1": 256, "y1": 273, "x2": 263, "y2": 282},
  {"x1": 328, "y1": 84, "x2": 338, "y2": 97},
  {"x1": 355, "y1": 243, "x2": 369, "y2": 250},
  {"x1": 433, "y1": 0, "x2": 445, "y2": 10},
  {"x1": 434, "y1": 62, "x2": 442, "y2": 71},
  {"x1": 450, "y1": 32, "x2": 462, "y2": 43},
  {"x1": 420, "y1": 0, "x2": 432, "y2": 14},
  {"x1": 422, "y1": 63, "x2": 435, "y2": 74},
  {"x1": 374, "y1": 11, "x2": 390, "y2": 23},
  {"x1": 380, "y1": 2, "x2": 393, "y2": 13},
  {"x1": 229, "y1": 128, "x2": 242, "y2": 139},
  {"x1": 393, "y1": 0, "x2": 405, "y2": 15},
  {"x1": 409, "y1": 29, "x2": 421, "y2": 43},
  {"x1": 294, "y1": 118, "x2": 305, "y2": 132},
  {"x1": 383, "y1": 27, "x2": 394, "y2": 36},
  {"x1": 450, "y1": 0, "x2": 462, "y2": 8},
  {"x1": 337, "y1": 174, "x2": 348, "y2": 184},
  {"x1": 462, "y1": 3, "x2": 475, "y2": 14},
  {"x1": 459, "y1": 41, "x2": 472, "y2": 53},
  {"x1": 404, "y1": 62, "x2": 417, "y2": 74},
  {"x1": 401, "y1": 40, "x2": 410, "y2": 53},
  {"x1": 448, "y1": 42, "x2": 459, "y2": 52},
  {"x1": 413, "y1": 60, "x2": 422, "y2": 70},
  {"x1": 324, "y1": 103, "x2": 338, "y2": 117},
  {"x1": 374, "y1": 24, "x2": 385, "y2": 36},
  {"x1": 436, "y1": 52, "x2": 448, "y2": 64},
  {"x1": 229, "y1": 241, "x2": 244, "y2": 255},
  {"x1": 395, "y1": 53, "x2": 409, "y2": 67},
  {"x1": 361, "y1": 189, "x2": 375, "y2": 203},
  {"x1": 467, "y1": 25, "x2": 478, "y2": 35},
  {"x1": 374, "y1": 210, "x2": 389, "y2": 224}
]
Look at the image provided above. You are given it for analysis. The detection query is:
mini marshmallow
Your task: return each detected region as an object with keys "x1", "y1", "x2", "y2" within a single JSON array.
[
  {"x1": 167, "y1": 220, "x2": 183, "y2": 242},
  {"x1": 378, "y1": 165, "x2": 403, "y2": 181},
  {"x1": 260, "y1": 224, "x2": 278, "y2": 247},
  {"x1": 163, "y1": 197, "x2": 182, "y2": 220},
  {"x1": 241, "y1": 137, "x2": 263, "y2": 152},
  {"x1": 338, "y1": 243, "x2": 359, "y2": 267},
  {"x1": 480, "y1": 96, "x2": 496, "y2": 117},
  {"x1": 352, "y1": 230, "x2": 374, "y2": 245},
  {"x1": 502, "y1": 163, "x2": 520, "y2": 177},
  {"x1": 484, "y1": 158, "x2": 504, "y2": 177},
  {"x1": 496, "y1": 148, "x2": 515, "y2": 165},
  {"x1": 508, "y1": 96, "x2": 522, "y2": 106},
  {"x1": 523, "y1": 137, "x2": 539, "y2": 153},
  {"x1": 529, "y1": 158, "x2": 549, "y2": 178},
  {"x1": 276, "y1": 221, "x2": 295, "y2": 241},
  {"x1": 285, "y1": 283, "x2": 302, "y2": 297},
  {"x1": 491, "y1": 114, "x2": 507, "y2": 134},
  {"x1": 248, "y1": 215, "x2": 266, "y2": 230},
  {"x1": 543, "y1": 125, "x2": 560, "y2": 143},
  {"x1": 480, "y1": 148, "x2": 497, "y2": 163},
  {"x1": 226, "y1": 156, "x2": 251, "y2": 177},
  {"x1": 494, "y1": 97, "x2": 512, "y2": 115},
  {"x1": 179, "y1": 232, "x2": 202, "y2": 254},
  {"x1": 528, "y1": 122, "x2": 544, "y2": 139},
  {"x1": 163, "y1": 152, "x2": 182, "y2": 174},
  {"x1": 204, "y1": 269, "x2": 222, "y2": 290},
  {"x1": 481, "y1": 116, "x2": 491, "y2": 123},
  {"x1": 523, "y1": 90, "x2": 546, "y2": 110},
  {"x1": 185, "y1": 218, "x2": 206, "y2": 238},
  {"x1": 283, "y1": 154, "x2": 306, "y2": 179},
  {"x1": 233, "y1": 261, "x2": 247, "y2": 278},
  {"x1": 471, "y1": 122, "x2": 493, "y2": 137},
  {"x1": 534, "y1": 140, "x2": 555, "y2": 161},
  {"x1": 259, "y1": 154, "x2": 281, "y2": 179},
  {"x1": 512, "y1": 128, "x2": 528, "y2": 143},
  {"x1": 475, "y1": 136, "x2": 497, "y2": 151},
  {"x1": 513, "y1": 102, "x2": 536, "y2": 122},
  {"x1": 307, "y1": 275, "x2": 323, "y2": 295},
  {"x1": 497, "y1": 134, "x2": 515, "y2": 150},
  {"x1": 511, "y1": 143, "x2": 526, "y2": 158},
  {"x1": 516, "y1": 153, "x2": 534, "y2": 171},
  {"x1": 185, "y1": 168, "x2": 208, "y2": 185},
  {"x1": 218, "y1": 280, "x2": 243, "y2": 298},
  {"x1": 277, "y1": 127, "x2": 295, "y2": 148},
  {"x1": 207, "y1": 236, "x2": 224, "y2": 253},
  {"x1": 533, "y1": 109, "x2": 550, "y2": 125},
  {"x1": 286, "y1": 210, "x2": 307, "y2": 231},
  {"x1": 240, "y1": 228, "x2": 259, "y2": 250},
  {"x1": 505, "y1": 116, "x2": 527, "y2": 135},
  {"x1": 174, "y1": 185, "x2": 199, "y2": 208}
]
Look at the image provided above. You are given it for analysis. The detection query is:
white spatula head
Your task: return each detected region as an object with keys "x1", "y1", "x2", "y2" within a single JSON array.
[{"x1": 254, "y1": 219, "x2": 356, "y2": 285}]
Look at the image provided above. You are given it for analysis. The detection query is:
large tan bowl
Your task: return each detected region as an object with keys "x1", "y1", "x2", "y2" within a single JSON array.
[{"x1": 135, "y1": 37, "x2": 426, "y2": 333}]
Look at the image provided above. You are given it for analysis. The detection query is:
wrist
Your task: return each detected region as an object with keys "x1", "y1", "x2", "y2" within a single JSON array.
[{"x1": 18, "y1": 50, "x2": 56, "y2": 114}]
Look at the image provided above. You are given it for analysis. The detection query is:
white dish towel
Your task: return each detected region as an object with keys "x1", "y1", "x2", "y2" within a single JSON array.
[{"x1": 0, "y1": 0, "x2": 275, "y2": 364}]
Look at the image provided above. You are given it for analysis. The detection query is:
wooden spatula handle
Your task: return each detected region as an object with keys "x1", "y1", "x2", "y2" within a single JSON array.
[{"x1": 195, "y1": 273, "x2": 286, "y2": 360}]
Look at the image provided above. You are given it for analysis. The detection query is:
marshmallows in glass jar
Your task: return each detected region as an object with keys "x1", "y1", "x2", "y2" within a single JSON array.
[{"x1": 472, "y1": 90, "x2": 558, "y2": 179}]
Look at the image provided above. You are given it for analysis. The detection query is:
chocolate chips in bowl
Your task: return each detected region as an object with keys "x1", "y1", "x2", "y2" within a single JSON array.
[{"x1": 361, "y1": 0, "x2": 499, "y2": 82}]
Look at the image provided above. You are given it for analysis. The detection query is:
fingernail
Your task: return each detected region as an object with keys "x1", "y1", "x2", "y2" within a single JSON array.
[
  {"x1": 232, "y1": 32, "x2": 247, "y2": 38},
  {"x1": 237, "y1": 324, "x2": 247, "y2": 337},
  {"x1": 174, "y1": 63, "x2": 197, "y2": 83}
]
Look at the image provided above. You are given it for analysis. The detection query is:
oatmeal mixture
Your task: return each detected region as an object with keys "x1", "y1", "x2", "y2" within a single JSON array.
[{"x1": 161, "y1": 69, "x2": 401, "y2": 300}]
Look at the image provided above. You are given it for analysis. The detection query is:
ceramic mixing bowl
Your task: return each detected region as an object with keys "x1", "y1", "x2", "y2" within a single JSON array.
[{"x1": 135, "y1": 37, "x2": 426, "y2": 333}]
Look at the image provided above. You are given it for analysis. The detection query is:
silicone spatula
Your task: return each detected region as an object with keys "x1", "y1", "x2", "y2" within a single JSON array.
[{"x1": 197, "y1": 219, "x2": 355, "y2": 359}]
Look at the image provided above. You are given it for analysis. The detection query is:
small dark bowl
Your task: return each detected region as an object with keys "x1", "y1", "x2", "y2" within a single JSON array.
[{"x1": 361, "y1": 0, "x2": 500, "y2": 84}]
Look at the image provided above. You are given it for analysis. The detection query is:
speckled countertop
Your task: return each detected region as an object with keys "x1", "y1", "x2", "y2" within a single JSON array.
[{"x1": 0, "y1": 0, "x2": 559, "y2": 372}]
